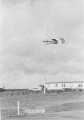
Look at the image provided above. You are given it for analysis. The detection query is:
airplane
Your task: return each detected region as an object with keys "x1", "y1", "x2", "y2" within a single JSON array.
[{"x1": 43, "y1": 38, "x2": 65, "y2": 45}]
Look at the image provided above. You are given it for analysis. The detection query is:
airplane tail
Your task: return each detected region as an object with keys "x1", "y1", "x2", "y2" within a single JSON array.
[{"x1": 59, "y1": 38, "x2": 65, "y2": 43}]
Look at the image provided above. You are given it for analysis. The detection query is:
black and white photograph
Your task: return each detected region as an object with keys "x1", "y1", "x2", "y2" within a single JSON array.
[{"x1": 0, "y1": 0, "x2": 84, "y2": 120}]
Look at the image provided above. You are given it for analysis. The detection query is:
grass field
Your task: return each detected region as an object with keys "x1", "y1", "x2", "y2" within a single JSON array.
[{"x1": 1, "y1": 90, "x2": 84, "y2": 120}]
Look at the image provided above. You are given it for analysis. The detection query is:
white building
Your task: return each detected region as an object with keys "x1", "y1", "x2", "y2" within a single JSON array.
[{"x1": 45, "y1": 81, "x2": 84, "y2": 91}]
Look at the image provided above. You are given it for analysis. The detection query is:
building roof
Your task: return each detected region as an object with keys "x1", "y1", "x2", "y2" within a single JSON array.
[{"x1": 45, "y1": 81, "x2": 84, "y2": 84}]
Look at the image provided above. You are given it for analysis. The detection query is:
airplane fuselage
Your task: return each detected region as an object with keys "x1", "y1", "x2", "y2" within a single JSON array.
[{"x1": 43, "y1": 41, "x2": 58, "y2": 44}]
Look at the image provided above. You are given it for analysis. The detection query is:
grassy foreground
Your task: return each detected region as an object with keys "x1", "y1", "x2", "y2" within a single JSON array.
[{"x1": 1, "y1": 90, "x2": 84, "y2": 120}]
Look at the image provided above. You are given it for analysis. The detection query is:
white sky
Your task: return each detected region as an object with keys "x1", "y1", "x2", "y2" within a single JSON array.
[{"x1": 0, "y1": 0, "x2": 84, "y2": 89}]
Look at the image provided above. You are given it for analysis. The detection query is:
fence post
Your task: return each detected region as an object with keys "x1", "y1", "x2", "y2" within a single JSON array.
[
  {"x1": 0, "y1": 104, "x2": 1, "y2": 120},
  {"x1": 17, "y1": 101, "x2": 20, "y2": 116}
]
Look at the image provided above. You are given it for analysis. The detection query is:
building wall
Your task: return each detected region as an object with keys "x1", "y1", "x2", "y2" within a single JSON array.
[
  {"x1": 82, "y1": 83, "x2": 84, "y2": 89},
  {"x1": 45, "y1": 83, "x2": 62, "y2": 90},
  {"x1": 45, "y1": 82, "x2": 84, "y2": 90}
]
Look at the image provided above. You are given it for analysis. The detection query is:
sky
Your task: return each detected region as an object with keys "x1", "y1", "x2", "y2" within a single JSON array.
[{"x1": 0, "y1": 0, "x2": 84, "y2": 89}]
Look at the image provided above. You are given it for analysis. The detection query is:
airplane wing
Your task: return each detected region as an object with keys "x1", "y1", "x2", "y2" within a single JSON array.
[
  {"x1": 51, "y1": 39, "x2": 58, "y2": 44},
  {"x1": 51, "y1": 39, "x2": 58, "y2": 42}
]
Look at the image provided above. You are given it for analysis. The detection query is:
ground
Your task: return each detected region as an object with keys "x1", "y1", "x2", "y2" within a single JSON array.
[{"x1": 0, "y1": 90, "x2": 84, "y2": 120}]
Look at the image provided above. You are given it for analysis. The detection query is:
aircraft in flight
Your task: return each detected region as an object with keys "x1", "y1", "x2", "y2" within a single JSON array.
[{"x1": 43, "y1": 38, "x2": 65, "y2": 45}]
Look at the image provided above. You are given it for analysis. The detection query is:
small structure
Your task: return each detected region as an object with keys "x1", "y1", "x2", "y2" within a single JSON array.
[
  {"x1": 24, "y1": 108, "x2": 45, "y2": 114},
  {"x1": 29, "y1": 87, "x2": 41, "y2": 93},
  {"x1": 44, "y1": 81, "x2": 84, "y2": 91}
]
